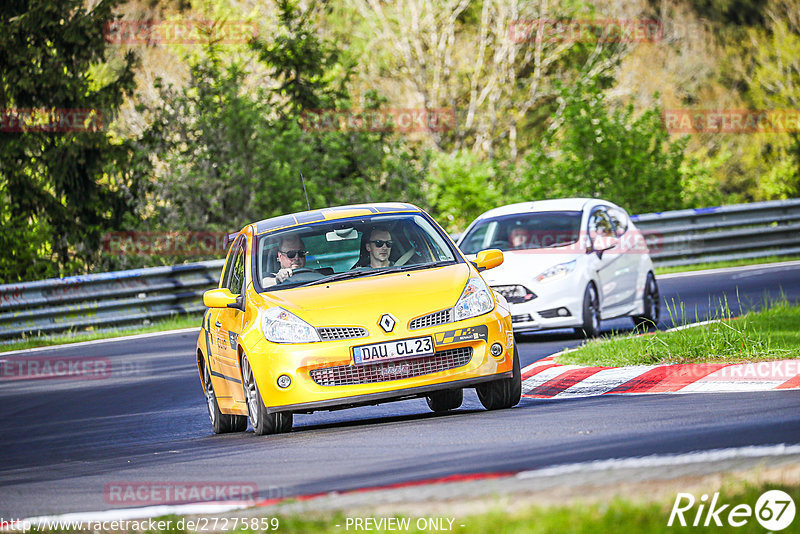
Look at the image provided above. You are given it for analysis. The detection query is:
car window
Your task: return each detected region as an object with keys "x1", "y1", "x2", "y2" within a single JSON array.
[
  {"x1": 459, "y1": 211, "x2": 582, "y2": 254},
  {"x1": 589, "y1": 209, "x2": 614, "y2": 237},
  {"x1": 254, "y1": 213, "x2": 460, "y2": 291},
  {"x1": 224, "y1": 238, "x2": 246, "y2": 295},
  {"x1": 607, "y1": 207, "x2": 629, "y2": 237}
]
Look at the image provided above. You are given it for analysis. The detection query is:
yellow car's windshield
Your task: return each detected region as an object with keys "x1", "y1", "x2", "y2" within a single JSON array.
[{"x1": 254, "y1": 213, "x2": 460, "y2": 291}]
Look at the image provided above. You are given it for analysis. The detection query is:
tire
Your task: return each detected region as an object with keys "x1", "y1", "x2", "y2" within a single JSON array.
[
  {"x1": 241, "y1": 353, "x2": 292, "y2": 436},
  {"x1": 203, "y1": 359, "x2": 247, "y2": 434},
  {"x1": 426, "y1": 388, "x2": 463, "y2": 412},
  {"x1": 476, "y1": 344, "x2": 521, "y2": 410},
  {"x1": 580, "y1": 283, "x2": 600, "y2": 338},
  {"x1": 632, "y1": 273, "x2": 660, "y2": 331}
]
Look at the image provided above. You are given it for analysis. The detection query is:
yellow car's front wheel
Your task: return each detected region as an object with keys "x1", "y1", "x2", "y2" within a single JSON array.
[
  {"x1": 241, "y1": 353, "x2": 293, "y2": 435},
  {"x1": 425, "y1": 389, "x2": 463, "y2": 412},
  {"x1": 476, "y1": 347, "x2": 521, "y2": 410}
]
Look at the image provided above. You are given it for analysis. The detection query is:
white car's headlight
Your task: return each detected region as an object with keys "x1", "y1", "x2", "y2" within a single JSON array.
[
  {"x1": 453, "y1": 277, "x2": 495, "y2": 321},
  {"x1": 536, "y1": 260, "x2": 576, "y2": 283},
  {"x1": 262, "y1": 307, "x2": 320, "y2": 344}
]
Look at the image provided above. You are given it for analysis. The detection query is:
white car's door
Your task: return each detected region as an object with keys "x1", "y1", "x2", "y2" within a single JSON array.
[
  {"x1": 607, "y1": 206, "x2": 639, "y2": 310},
  {"x1": 587, "y1": 207, "x2": 625, "y2": 312}
]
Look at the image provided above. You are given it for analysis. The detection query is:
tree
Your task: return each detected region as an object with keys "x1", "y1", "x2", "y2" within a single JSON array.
[
  {"x1": 0, "y1": 0, "x2": 139, "y2": 282},
  {"x1": 521, "y1": 76, "x2": 687, "y2": 214},
  {"x1": 136, "y1": 0, "x2": 426, "y2": 247}
]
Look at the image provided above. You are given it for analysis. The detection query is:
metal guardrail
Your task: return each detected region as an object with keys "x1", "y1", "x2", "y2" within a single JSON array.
[
  {"x1": 0, "y1": 261, "x2": 223, "y2": 340},
  {"x1": 1, "y1": 198, "x2": 799, "y2": 340},
  {"x1": 631, "y1": 198, "x2": 800, "y2": 267}
]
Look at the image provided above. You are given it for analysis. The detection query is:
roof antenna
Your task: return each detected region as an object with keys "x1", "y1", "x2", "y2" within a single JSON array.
[{"x1": 300, "y1": 172, "x2": 311, "y2": 211}]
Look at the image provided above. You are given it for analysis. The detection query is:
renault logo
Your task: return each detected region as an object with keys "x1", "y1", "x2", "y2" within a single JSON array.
[{"x1": 379, "y1": 313, "x2": 396, "y2": 333}]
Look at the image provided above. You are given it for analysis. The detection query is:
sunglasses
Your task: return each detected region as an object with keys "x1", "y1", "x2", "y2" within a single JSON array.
[
  {"x1": 279, "y1": 249, "x2": 306, "y2": 259},
  {"x1": 370, "y1": 240, "x2": 393, "y2": 248}
]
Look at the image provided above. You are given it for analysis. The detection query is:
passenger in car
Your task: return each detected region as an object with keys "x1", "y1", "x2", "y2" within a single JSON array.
[
  {"x1": 509, "y1": 227, "x2": 529, "y2": 250},
  {"x1": 364, "y1": 227, "x2": 393, "y2": 268}
]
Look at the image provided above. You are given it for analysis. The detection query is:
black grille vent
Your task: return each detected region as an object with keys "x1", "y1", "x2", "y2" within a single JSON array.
[
  {"x1": 317, "y1": 327, "x2": 369, "y2": 341},
  {"x1": 408, "y1": 308, "x2": 452, "y2": 330},
  {"x1": 309, "y1": 347, "x2": 473, "y2": 386}
]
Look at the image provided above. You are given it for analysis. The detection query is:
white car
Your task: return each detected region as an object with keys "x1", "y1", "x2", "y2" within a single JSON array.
[{"x1": 458, "y1": 199, "x2": 659, "y2": 337}]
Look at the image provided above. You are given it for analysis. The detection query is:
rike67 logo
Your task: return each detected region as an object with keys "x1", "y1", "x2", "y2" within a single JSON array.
[{"x1": 668, "y1": 490, "x2": 796, "y2": 530}]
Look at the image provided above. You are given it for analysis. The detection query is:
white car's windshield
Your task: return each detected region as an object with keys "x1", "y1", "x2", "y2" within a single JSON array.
[
  {"x1": 460, "y1": 211, "x2": 583, "y2": 254},
  {"x1": 254, "y1": 213, "x2": 459, "y2": 291}
]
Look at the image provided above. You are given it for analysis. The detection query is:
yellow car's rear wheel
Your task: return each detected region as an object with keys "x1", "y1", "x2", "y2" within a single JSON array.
[
  {"x1": 241, "y1": 353, "x2": 293, "y2": 435},
  {"x1": 203, "y1": 360, "x2": 247, "y2": 434}
]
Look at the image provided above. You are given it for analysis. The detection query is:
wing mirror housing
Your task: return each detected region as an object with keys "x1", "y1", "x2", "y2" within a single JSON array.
[
  {"x1": 472, "y1": 249, "x2": 504, "y2": 272},
  {"x1": 203, "y1": 288, "x2": 244, "y2": 311}
]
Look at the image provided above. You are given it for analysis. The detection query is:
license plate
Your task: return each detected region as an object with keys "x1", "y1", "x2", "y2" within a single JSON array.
[{"x1": 353, "y1": 336, "x2": 434, "y2": 365}]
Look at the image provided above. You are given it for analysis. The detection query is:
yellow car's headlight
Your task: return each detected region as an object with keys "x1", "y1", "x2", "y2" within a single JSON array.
[
  {"x1": 453, "y1": 277, "x2": 495, "y2": 322},
  {"x1": 262, "y1": 307, "x2": 321, "y2": 344}
]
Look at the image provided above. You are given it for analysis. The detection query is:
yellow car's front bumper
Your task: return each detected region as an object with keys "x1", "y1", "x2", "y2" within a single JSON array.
[{"x1": 245, "y1": 312, "x2": 515, "y2": 414}]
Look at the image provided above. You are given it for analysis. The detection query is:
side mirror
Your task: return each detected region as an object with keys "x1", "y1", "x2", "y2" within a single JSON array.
[
  {"x1": 592, "y1": 234, "x2": 618, "y2": 259},
  {"x1": 203, "y1": 288, "x2": 244, "y2": 310},
  {"x1": 473, "y1": 249, "x2": 504, "y2": 272}
]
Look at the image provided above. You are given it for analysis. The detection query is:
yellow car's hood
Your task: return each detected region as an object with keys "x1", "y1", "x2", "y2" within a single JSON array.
[{"x1": 261, "y1": 264, "x2": 471, "y2": 328}]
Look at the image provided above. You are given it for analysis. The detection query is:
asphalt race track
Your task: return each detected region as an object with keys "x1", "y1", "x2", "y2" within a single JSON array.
[{"x1": 1, "y1": 262, "x2": 800, "y2": 518}]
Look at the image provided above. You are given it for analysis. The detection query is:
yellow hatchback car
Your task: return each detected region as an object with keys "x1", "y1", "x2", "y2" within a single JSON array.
[{"x1": 197, "y1": 203, "x2": 520, "y2": 435}]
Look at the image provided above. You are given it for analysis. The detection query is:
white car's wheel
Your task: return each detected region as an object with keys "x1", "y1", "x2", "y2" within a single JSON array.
[
  {"x1": 580, "y1": 283, "x2": 600, "y2": 338},
  {"x1": 633, "y1": 273, "x2": 659, "y2": 331}
]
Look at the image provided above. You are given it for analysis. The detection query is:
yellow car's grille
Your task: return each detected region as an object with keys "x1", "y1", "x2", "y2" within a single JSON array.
[
  {"x1": 408, "y1": 308, "x2": 452, "y2": 330},
  {"x1": 309, "y1": 347, "x2": 473, "y2": 386},
  {"x1": 317, "y1": 327, "x2": 369, "y2": 341}
]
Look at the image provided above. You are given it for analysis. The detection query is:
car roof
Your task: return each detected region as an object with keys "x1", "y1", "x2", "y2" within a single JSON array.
[
  {"x1": 252, "y1": 203, "x2": 420, "y2": 235},
  {"x1": 473, "y1": 198, "x2": 613, "y2": 220}
]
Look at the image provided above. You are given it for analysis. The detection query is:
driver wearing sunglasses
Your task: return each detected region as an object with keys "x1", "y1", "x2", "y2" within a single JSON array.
[
  {"x1": 275, "y1": 235, "x2": 307, "y2": 284},
  {"x1": 365, "y1": 227, "x2": 393, "y2": 268}
]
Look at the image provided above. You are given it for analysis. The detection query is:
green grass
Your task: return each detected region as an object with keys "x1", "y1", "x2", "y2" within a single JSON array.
[
  {"x1": 24, "y1": 480, "x2": 800, "y2": 533},
  {"x1": 0, "y1": 314, "x2": 203, "y2": 353},
  {"x1": 559, "y1": 298, "x2": 800, "y2": 367},
  {"x1": 655, "y1": 255, "x2": 800, "y2": 275}
]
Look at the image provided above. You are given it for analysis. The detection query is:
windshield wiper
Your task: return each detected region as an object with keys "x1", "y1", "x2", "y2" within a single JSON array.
[
  {"x1": 296, "y1": 261, "x2": 457, "y2": 287},
  {"x1": 296, "y1": 268, "x2": 380, "y2": 287}
]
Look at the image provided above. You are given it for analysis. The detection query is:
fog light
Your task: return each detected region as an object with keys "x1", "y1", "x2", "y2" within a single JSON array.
[
  {"x1": 277, "y1": 375, "x2": 292, "y2": 389},
  {"x1": 490, "y1": 343, "x2": 503, "y2": 357},
  {"x1": 558, "y1": 307, "x2": 570, "y2": 317}
]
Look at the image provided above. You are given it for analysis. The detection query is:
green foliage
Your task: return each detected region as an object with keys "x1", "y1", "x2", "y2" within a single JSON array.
[
  {"x1": 521, "y1": 77, "x2": 687, "y2": 214},
  {"x1": 0, "y1": 0, "x2": 139, "y2": 282},
  {"x1": 133, "y1": 0, "x2": 426, "y2": 251},
  {"x1": 560, "y1": 297, "x2": 800, "y2": 367},
  {"x1": 424, "y1": 151, "x2": 506, "y2": 233}
]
